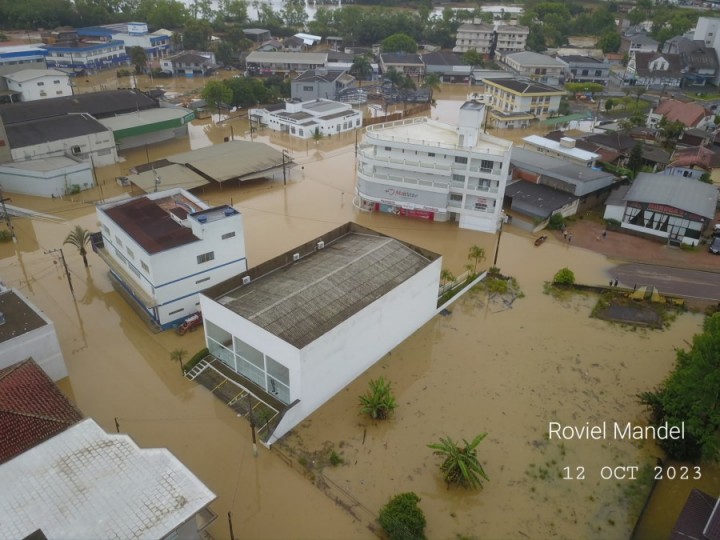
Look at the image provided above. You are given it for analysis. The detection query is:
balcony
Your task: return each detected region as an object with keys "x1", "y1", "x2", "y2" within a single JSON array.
[
  {"x1": 358, "y1": 170, "x2": 451, "y2": 192},
  {"x1": 358, "y1": 148, "x2": 452, "y2": 174}
]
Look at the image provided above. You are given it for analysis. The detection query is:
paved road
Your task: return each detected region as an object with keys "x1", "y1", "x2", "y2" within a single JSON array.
[{"x1": 609, "y1": 263, "x2": 720, "y2": 301}]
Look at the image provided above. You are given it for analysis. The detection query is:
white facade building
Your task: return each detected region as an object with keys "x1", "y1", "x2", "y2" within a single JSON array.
[
  {"x1": 78, "y1": 22, "x2": 173, "y2": 60},
  {"x1": 0, "y1": 287, "x2": 67, "y2": 381},
  {"x1": 96, "y1": 189, "x2": 248, "y2": 329},
  {"x1": 693, "y1": 17, "x2": 720, "y2": 84},
  {"x1": 0, "y1": 418, "x2": 216, "y2": 540},
  {"x1": 356, "y1": 101, "x2": 512, "y2": 232},
  {"x1": 498, "y1": 51, "x2": 566, "y2": 86},
  {"x1": 44, "y1": 41, "x2": 129, "y2": 71},
  {"x1": 3, "y1": 69, "x2": 71, "y2": 102},
  {"x1": 453, "y1": 21, "x2": 528, "y2": 55},
  {"x1": 0, "y1": 157, "x2": 93, "y2": 198},
  {"x1": 522, "y1": 135, "x2": 599, "y2": 167},
  {"x1": 483, "y1": 79, "x2": 566, "y2": 128},
  {"x1": 0, "y1": 46, "x2": 48, "y2": 94},
  {"x1": 250, "y1": 98, "x2": 362, "y2": 139},
  {"x1": 199, "y1": 223, "x2": 441, "y2": 444}
]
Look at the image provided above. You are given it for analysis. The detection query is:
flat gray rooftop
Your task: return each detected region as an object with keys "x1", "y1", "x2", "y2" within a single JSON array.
[
  {"x1": 0, "y1": 290, "x2": 47, "y2": 345},
  {"x1": 216, "y1": 232, "x2": 433, "y2": 348}
]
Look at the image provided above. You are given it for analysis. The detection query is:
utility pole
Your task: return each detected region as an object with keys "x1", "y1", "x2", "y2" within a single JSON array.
[
  {"x1": 282, "y1": 150, "x2": 288, "y2": 186},
  {"x1": 247, "y1": 394, "x2": 258, "y2": 457},
  {"x1": 47, "y1": 248, "x2": 75, "y2": 299},
  {"x1": 0, "y1": 186, "x2": 16, "y2": 243}
]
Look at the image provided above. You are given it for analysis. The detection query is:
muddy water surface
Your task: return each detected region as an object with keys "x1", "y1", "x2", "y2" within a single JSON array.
[{"x1": 0, "y1": 88, "x2": 708, "y2": 539}]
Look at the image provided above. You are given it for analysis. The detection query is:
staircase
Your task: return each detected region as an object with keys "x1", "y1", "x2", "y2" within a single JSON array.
[{"x1": 185, "y1": 359, "x2": 210, "y2": 380}]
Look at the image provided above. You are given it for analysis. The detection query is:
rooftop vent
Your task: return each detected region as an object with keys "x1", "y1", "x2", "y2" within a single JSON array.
[
  {"x1": 242, "y1": 276, "x2": 251, "y2": 285},
  {"x1": 317, "y1": 240, "x2": 325, "y2": 250},
  {"x1": 224, "y1": 207, "x2": 235, "y2": 216},
  {"x1": 560, "y1": 137, "x2": 576, "y2": 149},
  {"x1": 292, "y1": 253, "x2": 300, "y2": 261},
  {"x1": 197, "y1": 215, "x2": 207, "y2": 223}
]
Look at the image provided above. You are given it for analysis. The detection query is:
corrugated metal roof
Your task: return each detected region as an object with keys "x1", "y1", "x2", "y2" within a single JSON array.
[
  {"x1": 217, "y1": 232, "x2": 432, "y2": 348},
  {"x1": 5, "y1": 113, "x2": 110, "y2": 149},
  {"x1": 130, "y1": 163, "x2": 209, "y2": 193},
  {"x1": 246, "y1": 51, "x2": 328, "y2": 64},
  {"x1": 626, "y1": 172, "x2": 719, "y2": 219}
]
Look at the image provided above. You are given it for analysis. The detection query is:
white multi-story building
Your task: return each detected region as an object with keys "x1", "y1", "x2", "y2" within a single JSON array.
[
  {"x1": 453, "y1": 20, "x2": 528, "y2": 55},
  {"x1": 498, "y1": 51, "x2": 566, "y2": 86},
  {"x1": 483, "y1": 78, "x2": 566, "y2": 128},
  {"x1": 95, "y1": 189, "x2": 248, "y2": 329},
  {"x1": 44, "y1": 41, "x2": 129, "y2": 71},
  {"x1": 693, "y1": 17, "x2": 720, "y2": 84},
  {"x1": 0, "y1": 45, "x2": 48, "y2": 93},
  {"x1": 3, "y1": 69, "x2": 71, "y2": 102},
  {"x1": 78, "y1": 22, "x2": 173, "y2": 61},
  {"x1": 250, "y1": 98, "x2": 362, "y2": 139},
  {"x1": 522, "y1": 135, "x2": 599, "y2": 167},
  {"x1": 198, "y1": 222, "x2": 441, "y2": 444},
  {"x1": 356, "y1": 101, "x2": 513, "y2": 232}
]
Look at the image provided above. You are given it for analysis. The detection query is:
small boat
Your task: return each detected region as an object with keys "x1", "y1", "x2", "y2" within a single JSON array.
[{"x1": 534, "y1": 235, "x2": 548, "y2": 246}]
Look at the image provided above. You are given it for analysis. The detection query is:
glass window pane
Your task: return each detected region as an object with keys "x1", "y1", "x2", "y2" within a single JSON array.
[
  {"x1": 266, "y1": 356, "x2": 289, "y2": 385},
  {"x1": 267, "y1": 376, "x2": 290, "y2": 403},
  {"x1": 206, "y1": 320, "x2": 232, "y2": 347},
  {"x1": 234, "y1": 337, "x2": 264, "y2": 368},
  {"x1": 209, "y1": 339, "x2": 235, "y2": 369},
  {"x1": 237, "y1": 357, "x2": 265, "y2": 388}
]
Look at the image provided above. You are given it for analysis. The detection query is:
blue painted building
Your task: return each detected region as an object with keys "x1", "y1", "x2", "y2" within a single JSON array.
[
  {"x1": 44, "y1": 40, "x2": 129, "y2": 71},
  {"x1": 77, "y1": 22, "x2": 173, "y2": 61}
]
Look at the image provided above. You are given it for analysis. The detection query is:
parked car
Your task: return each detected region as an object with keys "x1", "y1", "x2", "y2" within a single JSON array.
[{"x1": 709, "y1": 236, "x2": 720, "y2": 254}]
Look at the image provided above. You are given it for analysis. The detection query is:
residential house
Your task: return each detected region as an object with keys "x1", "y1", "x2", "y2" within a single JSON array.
[
  {"x1": 556, "y1": 55, "x2": 611, "y2": 85},
  {"x1": 198, "y1": 222, "x2": 442, "y2": 444},
  {"x1": 293, "y1": 33, "x2": 322, "y2": 47},
  {"x1": 379, "y1": 52, "x2": 424, "y2": 78},
  {"x1": 603, "y1": 172, "x2": 718, "y2": 245},
  {"x1": 693, "y1": 16, "x2": 720, "y2": 84},
  {"x1": 77, "y1": 22, "x2": 172, "y2": 61},
  {"x1": 453, "y1": 20, "x2": 528, "y2": 56},
  {"x1": 257, "y1": 39, "x2": 283, "y2": 52},
  {"x1": 498, "y1": 51, "x2": 566, "y2": 85},
  {"x1": 506, "y1": 146, "x2": 616, "y2": 231},
  {"x1": 662, "y1": 36, "x2": 718, "y2": 86},
  {"x1": 250, "y1": 98, "x2": 362, "y2": 139},
  {"x1": 0, "y1": 359, "x2": 82, "y2": 464},
  {"x1": 667, "y1": 145, "x2": 720, "y2": 182},
  {"x1": 646, "y1": 98, "x2": 712, "y2": 129},
  {"x1": 0, "y1": 45, "x2": 48, "y2": 94},
  {"x1": 483, "y1": 78, "x2": 566, "y2": 128},
  {"x1": 522, "y1": 134, "x2": 600, "y2": 167},
  {"x1": 625, "y1": 52, "x2": 684, "y2": 87},
  {"x1": 283, "y1": 35, "x2": 306, "y2": 52},
  {"x1": 620, "y1": 32, "x2": 660, "y2": 54},
  {"x1": 160, "y1": 50, "x2": 217, "y2": 76},
  {"x1": 543, "y1": 130, "x2": 624, "y2": 165},
  {"x1": 2, "y1": 69, "x2": 71, "y2": 102},
  {"x1": 422, "y1": 51, "x2": 471, "y2": 83},
  {"x1": 356, "y1": 101, "x2": 513, "y2": 232},
  {"x1": 670, "y1": 489, "x2": 720, "y2": 540},
  {"x1": 95, "y1": 188, "x2": 248, "y2": 329},
  {"x1": 0, "y1": 418, "x2": 217, "y2": 540},
  {"x1": 290, "y1": 68, "x2": 355, "y2": 101},
  {"x1": 243, "y1": 28, "x2": 271, "y2": 43},
  {"x1": 245, "y1": 51, "x2": 328, "y2": 76}
]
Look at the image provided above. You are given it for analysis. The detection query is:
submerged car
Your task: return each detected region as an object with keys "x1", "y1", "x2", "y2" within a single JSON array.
[{"x1": 710, "y1": 236, "x2": 720, "y2": 254}]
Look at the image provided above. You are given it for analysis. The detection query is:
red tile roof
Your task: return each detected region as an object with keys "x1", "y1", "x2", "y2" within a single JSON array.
[
  {"x1": 670, "y1": 145, "x2": 720, "y2": 170},
  {"x1": 654, "y1": 99, "x2": 710, "y2": 127},
  {"x1": 0, "y1": 359, "x2": 82, "y2": 464}
]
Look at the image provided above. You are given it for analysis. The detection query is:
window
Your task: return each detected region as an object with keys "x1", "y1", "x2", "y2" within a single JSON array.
[
  {"x1": 595, "y1": 70, "x2": 602, "y2": 77},
  {"x1": 581, "y1": 69, "x2": 589, "y2": 76},
  {"x1": 141, "y1": 261, "x2": 149, "y2": 272},
  {"x1": 126, "y1": 248, "x2": 134, "y2": 259},
  {"x1": 303, "y1": 85, "x2": 313, "y2": 91},
  {"x1": 37, "y1": 82, "x2": 44, "y2": 86},
  {"x1": 455, "y1": 156, "x2": 468, "y2": 164},
  {"x1": 115, "y1": 236, "x2": 123, "y2": 248},
  {"x1": 53, "y1": 79, "x2": 60, "y2": 84},
  {"x1": 481, "y1": 159, "x2": 494, "y2": 172},
  {"x1": 168, "y1": 308, "x2": 184, "y2": 315},
  {"x1": 56, "y1": 91, "x2": 63, "y2": 95},
  {"x1": 196, "y1": 276, "x2": 211, "y2": 284},
  {"x1": 452, "y1": 173, "x2": 465, "y2": 183},
  {"x1": 197, "y1": 251, "x2": 215, "y2": 264},
  {"x1": 384, "y1": 146, "x2": 391, "y2": 151},
  {"x1": 428, "y1": 152, "x2": 435, "y2": 157},
  {"x1": 221, "y1": 231, "x2": 236, "y2": 240},
  {"x1": 450, "y1": 193, "x2": 463, "y2": 202}
]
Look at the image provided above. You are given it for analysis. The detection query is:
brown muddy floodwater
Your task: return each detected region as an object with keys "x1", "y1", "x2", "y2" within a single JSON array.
[{"x1": 0, "y1": 89, "x2": 707, "y2": 539}]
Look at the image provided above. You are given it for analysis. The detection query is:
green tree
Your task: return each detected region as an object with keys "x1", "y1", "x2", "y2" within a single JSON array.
[
  {"x1": 281, "y1": 0, "x2": 308, "y2": 27},
  {"x1": 658, "y1": 117, "x2": 685, "y2": 150},
  {"x1": 201, "y1": 79, "x2": 233, "y2": 120},
  {"x1": 182, "y1": 19, "x2": 212, "y2": 50},
  {"x1": 64, "y1": 225, "x2": 91, "y2": 268},
  {"x1": 462, "y1": 48, "x2": 484, "y2": 68},
  {"x1": 565, "y1": 82, "x2": 604, "y2": 97},
  {"x1": 135, "y1": 0, "x2": 189, "y2": 29},
  {"x1": 378, "y1": 492, "x2": 426, "y2": 540},
  {"x1": 597, "y1": 31, "x2": 621, "y2": 53},
  {"x1": 440, "y1": 269, "x2": 455, "y2": 287},
  {"x1": 428, "y1": 434, "x2": 489, "y2": 489},
  {"x1": 213, "y1": 40, "x2": 235, "y2": 67},
  {"x1": 358, "y1": 376, "x2": 397, "y2": 420},
  {"x1": 129, "y1": 46, "x2": 147, "y2": 74},
  {"x1": 381, "y1": 32, "x2": 418, "y2": 53},
  {"x1": 639, "y1": 313, "x2": 720, "y2": 461},
  {"x1": 218, "y1": 0, "x2": 247, "y2": 23},
  {"x1": 552, "y1": 267, "x2": 575, "y2": 286},
  {"x1": 700, "y1": 172, "x2": 713, "y2": 184},
  {"x1": 627, "y1": 142, "x2": 644, "y2": 177},
  {"x1": 350, "y1": 54, "x2": 372, "y2": 87},
  {"x1": 526, "y1": 23, "x2": 546, "y2": 52},
  {"x1": 467, "y1": 245, "x2": 485, "y2": 275},
  {"x1": 170, "y1": 348, "x2": 188, "y2": 375},
  {"x1": 422, "y1": 73, "x2": 441, "y2": 94},
  {"x1": 605, "y1": 98, "x2": 615, "y2": 111}
]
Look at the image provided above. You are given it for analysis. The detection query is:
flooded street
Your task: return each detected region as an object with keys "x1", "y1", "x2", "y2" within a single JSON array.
[{"x1": 0, "y1": 87, "x2": 709, "y2": 539}]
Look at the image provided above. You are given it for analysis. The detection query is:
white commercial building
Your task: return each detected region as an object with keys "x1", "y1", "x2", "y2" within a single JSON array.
[
  {"x1": 78, "y1": 22, "x2": 173, "y2": 60},
  {"x1": 453, "y1": 21, "x2": 528, "y2": 55},
  {"x1": 0, "y1": 418, "x2": 216, "y2": 540},
  {"x1": 250, "y1": 98, "x2": 362, "y2": 139},
  {"x1": 693, "y1": 17, "x2": 720, "y2": 84},
  {"x1": 198, "y1": 222, "x2": 441, "y2": 444},
  {"x1": 522, "y1": 135, "x2": 599, "y2": 167},
  {"x1": 95, "y1": 189, "x2": 248, "y2": 329},
  {"x1": 0, "y1": 287, "x2": 67, "y2": 381},
  {"x1": 0, "y1": 45, "x2": 48, "y2": 95},
  {"x1": 3, "y1": 69, "x2": 70, "y2": 102},
  {"x1": 0, "y1": 156, "x2": 93, "y2": 198},
  {"x1": 498, "y1": 51, "x2": 566, "y2": 86},
  {"x1": 356, "y1": 101, "x2": 512, "y2": 232},
  {"x1": 483, "y1": 79, "x2": 566, "y2": 128},
  {"x1": 44, "y1": 41, "x2": 129, "y2": 71}
]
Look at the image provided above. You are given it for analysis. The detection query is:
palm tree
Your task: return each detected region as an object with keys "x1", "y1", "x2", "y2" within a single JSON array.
[
  {"x1": 384, "y1": 67, "x2": 404, "y2": 89},
  {"x1": 467, "y1": 245, "x2": 486, "y2": 275},
  {"x1": 350, "y1": 54, "x2": 372, "y2": 88},
  {"x1": 428, "y1": 433, "x2": 489, "y2": 489},
  {"x1": 170, "y1": 348, "x2": 188, "y2": 376},
  {"x1": 358, "y1": 376, "x2": 397, "y2": 420},
  {"x1": 440, "y1": 269, "x2": 455, "y2": 287},
  {"x1": 63, "y1": 225, "x2": 91, "y2": 268},
  {"x1": 422, "y1": 73, "x2": 442, "y2": 95}
]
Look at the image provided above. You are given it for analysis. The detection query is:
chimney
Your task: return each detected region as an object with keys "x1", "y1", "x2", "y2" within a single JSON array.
[{"x1": 560, "y1": 137, "x2": 576, "y2": 149}]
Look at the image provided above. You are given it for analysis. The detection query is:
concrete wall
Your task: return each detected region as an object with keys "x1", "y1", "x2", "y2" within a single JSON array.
[
  {"x1": 10, "y1": 130, "x2": 118, "y2": 167},
  {"x1": 7, "y1": 75, "x2": 72, "y2": 102},
  {"x1": 114, "y1": 124, "x2": 189, "y2": 150},
  {"x1": 0, "y1": 162, "x2": 93, "y2": 198},
  {"x1": 269, "y1": 257, "x2": 441, "y2": 443}
]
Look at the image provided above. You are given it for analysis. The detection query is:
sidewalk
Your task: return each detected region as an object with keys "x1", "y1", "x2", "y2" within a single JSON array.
[{"x1": 557, "y1": 219, "x2": 720, "y2": 273}]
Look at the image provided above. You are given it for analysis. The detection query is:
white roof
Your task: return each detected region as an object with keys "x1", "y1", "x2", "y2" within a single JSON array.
[
  {"x1": 504, "y1": 51, "x2": 565, "y2": 67},
  {"x1": 294, "y1": 32, "x2": 322, "y2": 45},
  {"x1": 523, "y1": 135, "x2": 600, "y2": 162},
  {"x1": 0, "y1": 156, "x2": 89, "y2": 173},
  {"x1": 246, "y1": 51, "x2": 328, "y2": 64},
  {"x1": 99, "y1": 107, "x2": 194, "y2": 131},
  {"x1": 0, "y1": 418, "x2": 216, "y2": 540},
  {"x1": 3, "y1": 68, "x2": 68, "y2": 83},
  {"x1": 0, "y1": 45, "x2": 46, "y2": 55}
]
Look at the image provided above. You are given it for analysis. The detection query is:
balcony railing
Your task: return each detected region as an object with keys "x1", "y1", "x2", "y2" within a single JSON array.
[
  {"x1": 358, "y1": 170, "x2": 451, "y2": 191},
  {"x1": 359, "y1": 148, "x2": 452, "y2": 173}
]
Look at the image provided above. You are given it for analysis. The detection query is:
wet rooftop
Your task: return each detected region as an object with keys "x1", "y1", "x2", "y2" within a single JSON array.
[
  {"x1": 0, "y1": 290, "x2": 47, "y2": 344},
  {"x1": 214, "y1": 228, "x2": 435, "y2": 349}
]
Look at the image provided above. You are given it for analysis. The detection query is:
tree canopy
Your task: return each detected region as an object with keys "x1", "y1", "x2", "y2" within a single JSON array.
[{"x1": 381, "y1": 32, "x2": 418, "y2": 53}]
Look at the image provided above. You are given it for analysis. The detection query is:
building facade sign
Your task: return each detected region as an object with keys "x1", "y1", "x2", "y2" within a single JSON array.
[{"x1": 357, "y1": 177, "x2": 449, "y2": 210}]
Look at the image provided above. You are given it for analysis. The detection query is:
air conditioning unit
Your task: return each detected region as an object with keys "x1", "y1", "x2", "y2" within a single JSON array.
[
  {"x1": 242, "y1": 276, "x2": 251, "y2": 285},
  {"x1": 317, "y1": 241, "x2": 325, "y2": 250},
  {"x1": 71, "y1": 145, "x2": 81, "y2": 155},
  {"x1": 292, "y1": 253, "x2": 300, "y2": 261}
]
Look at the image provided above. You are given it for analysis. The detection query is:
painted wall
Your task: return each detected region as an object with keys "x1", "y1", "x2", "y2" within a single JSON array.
[
  {"x1": 0, "y1": 161, "x2": 93, "y2": 198},
  {"x1": 10, "y1": 130, "x2": 118, "y2": 166},
  {"x1": 6, "y1": 74, "x2": 72, "y2": 102}
]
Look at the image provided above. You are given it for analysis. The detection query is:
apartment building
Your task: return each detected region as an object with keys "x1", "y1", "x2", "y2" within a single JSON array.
[
  {"x1": 498, "y1": 51, "x2": 566, "y2": 85},
  {"x1": 453, "y1": 20, "x2": 528, "y2": 56},
  {"x1": 483, "y1": 78, "x2": 565, "y2": 128}
]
